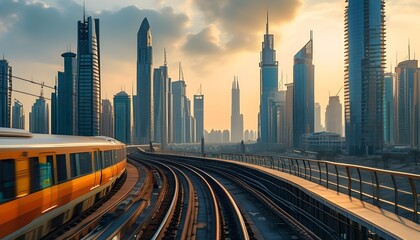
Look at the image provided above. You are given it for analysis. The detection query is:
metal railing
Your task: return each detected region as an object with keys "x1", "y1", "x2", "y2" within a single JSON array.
[{"x1": 204, "y1": 153, "x2": 420, "y2": 223}]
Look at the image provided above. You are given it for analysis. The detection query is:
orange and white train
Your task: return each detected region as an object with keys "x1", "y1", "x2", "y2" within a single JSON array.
[{"x1": 0, "y1": 128, "x2": 126, "y2": 239}]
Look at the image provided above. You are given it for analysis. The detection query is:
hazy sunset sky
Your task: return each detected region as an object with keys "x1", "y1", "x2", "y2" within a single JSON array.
[{"x1": 1, "y1": 0, "x2": 419, "y2": 132}]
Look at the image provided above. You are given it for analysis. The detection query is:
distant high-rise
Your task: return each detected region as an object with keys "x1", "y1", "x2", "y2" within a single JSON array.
[
  {"x1": 259, "y1": 13, "x2": 278, "y2": 143},
  {"x1": 194, "y1": 94, "x2": 204, "y2": 142},
  {"x1": 268, "y1": 91, "x2": 286, "y2": 144},
  {"x1": 314, "y1": 103, "x2": 324, "y2": 132},
  {"x1": 344, "y1": 0, "x2": 386, "y2": 155},
  {"x1": 394, "y1": 60, "x2": 417, "y2": 145},
  {"x1": 285, "y1": 83, "x2": 294, "y2": 149},
  {"x1": 153, "y1": 50, "x2": 170, "y2": 147},
  {"x1": 172, "y1": 80, "x2": 186, "y2": 143},
  {"x1": 384, "y1": 72, "x2": 394, "y2": 145},
  {"x1": 12, "y1": 99, "x2": 24, "y2": 129},
  {"x1": 293, "y1": 32, "x2": 314, "y2": 149},
  {"x1": 325, "y1": 96, "x2": 342, "y2": 136},
  {"x1": 0, "y1": 58, "x2": 12, "y2": 128},
  {"x1": 413, "y1": 69, "x2": 420, "y2": 149},
  {"x1": 185, "y1": 97, "x2": 195, "y2": 143},
  {"x1": 114, "y1": 91, "x2": 131, "y2": 144},
  {"x1": 77, "y1": 14, "x2": 101, "y2": 136},
  {"x1": 231, "y1": 77, "x2": 243, "y2": 142},
  {"x1": 136, "y1": 18, "x2": 154, "y2": 144},
  {"x1": 101, "y1": 99, "x2": 114, "y2": 137},
  {"x1": 30, "y1": 97, "x2": 49, "y2": 134},
  {"x1": 55, "y1": 52, "x2": 77, "y2": 135}
]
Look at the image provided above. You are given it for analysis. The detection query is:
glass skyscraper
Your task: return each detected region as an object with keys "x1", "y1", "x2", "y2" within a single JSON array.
[
  {"x1": 29, "y1": 97, "x2": 49, "y2": 134},
  {"x1": 293, "y1": 33, "x2": 314, "y2": 149},
  {"x1": 172, "y1": 80, "x2": 186, "y2": 143},
  {"x1": 136, "y1": 18, "x2": 154, "y2": 144},
  {"x1": 101, "y1": 99, "x2": 114, "y2": 138},
  {"x1": 114, "y1": 91, "x2": 131, "y2": 144},
  {"x1": 77, "y1": 16, "x2": 101, "y2": 136},
  {"x1": 153, "y1": 52, "x2": 170, "y2": 147},
  {"x1": 344, "y1": 0, "x2": 386, "y2": 155},
  {"x1": 0, "y1": 58, "x2": 12, "y2": 128},
  {"x1": 194, "y1": 94, "x2": 204, "y2": 142},
  {"x1": 12, "y1": 99, "x2": 24, "y2": 130},
  {"x1": 384, "y1": 72, "x2": 394, "y2": 145},
  {"x1": 259, "y1": 14, "x2": 278, "y2": 143}
]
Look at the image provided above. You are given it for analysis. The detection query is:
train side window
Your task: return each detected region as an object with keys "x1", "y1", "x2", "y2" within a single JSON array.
[
  {"x1": 56, "y1": 154, "x2": 67, "y2": 183},
  {"x1": 30, "y1": 156, "x2": 53, "y2": 192},
  {"x1": 93, "y1": 151, "x2": 100, "y2": 171},
  {"x1": 0, "y1": 159, "x2": 16, "y2": 202},
  {"x1": 70, "y1": 152, "x2": 92, "y2": 178},
  {"x1": 104, "y1": 151, "x2": 112, "y2": 168}
]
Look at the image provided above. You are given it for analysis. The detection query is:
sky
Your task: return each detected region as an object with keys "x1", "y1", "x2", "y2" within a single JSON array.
[{"x1": 1, "y1": 0, "x2": 420, "y2": 132}]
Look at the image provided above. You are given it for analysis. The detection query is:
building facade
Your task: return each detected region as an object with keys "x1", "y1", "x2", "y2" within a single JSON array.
[
  {"x1": 30, "y1": 97, "x2": 49, "y2": 134},
  {"x1": 101, "y1": 99, "x2": 114, "y2": 137},
  {"x1": 314, "y1": 103, "x2": 324, "y2": 132},
  {"x1": 413, "y1": 69, "x2": 420, "y2": 149},
  {"x1": 114, "y1": 91, "x2": 131, "y2": 144},
  {"x1": 259, "y1": 14, "x2": 278, "y2": 143},
  {"x1": 293, "y1": 33, "x2": 314, "y2": 149},
  {"x1": 136, "y1": 18, "x2": 154, "y2": 144},
  {"x1": 231, "y1": 77, "x2": 243, "y2": 142},
  {"x1": 344, "y1": 0, "x2": 386, "y2": 155},
  {"x1": 285, "y1": 83, "x2": 294, "y2": 149},
  {"x1": 172, "y1": 80, "x2": 186, "y2": 143},
  {"x1": 301, "y1": 132, "x2": 344, "y2": 151},
  {"x1": 12, "y1": 99, "x2": 24, "y2": 129},
  {"x1": 384, "y1": 72, "x2": 394, "y2": 145},
  {"x1": 77, "y1": 16, "x2": 101, "y2": 136},
  {"x1": 325, "y1": 96, "x2": 342, "y2": 136},
  {"x1": 0, "y1": 58, "x2": 12, "y2": 128}
]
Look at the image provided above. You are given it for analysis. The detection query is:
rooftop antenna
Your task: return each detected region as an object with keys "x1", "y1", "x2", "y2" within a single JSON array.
[
  {"x1": 83, "y1": 1, "x2": 86, "y2": 22},
  {"x1": 70, "y1": 42, "x2": 72, "y2": 52},
  {"x1": 408, "y1": 39, "x2": 411, "y2": 60},
  {"x1": 40, "y1": 82, "x2": 44, "y2": 99},
  {"x1": 280, "y1": 71, "x2": 284, "y2": 91},
  {"x1": 179, "y1": 62, "x2": 184, "y2": 81},
  {"x1": 310, "y1": 30, "x2": 313, "y2": 40},
  {"x1": 164, "y1": 48, "x2": 167, "y2": 66},
  {"x1": 266, "y1": 10, "x2": 269, "y2": 34},
  {"x1": 200, "y1": 84, "x2": 202, "y2": 95}
]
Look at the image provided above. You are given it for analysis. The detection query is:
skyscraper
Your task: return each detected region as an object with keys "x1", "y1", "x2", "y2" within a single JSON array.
[
  {"x1": 77, "y1": 14, "x2": 101, "y2": 136},
  {"x1": 293, "y1": 32, "x2": 314, "y2": 149},
  {"x1": 314, "y1": 103, "x2": 324, "y2": 132},
  {"x1": 136, "y1": 18, "x2": 154, "y2": 144},
  {"x1": 413, "y1": 69, "x2": 420, "y2": 149},
  {"x1": 325, "y1": 96, "x2": 342, "y2": 136},
  {"x1": 394, "y1": 59, "x2": 417, "y2": 145},
  {"x1": 12, "y1": 99, "x2": 24, "y2": 130},
  {"x1": 194, "y1": 94, "x2": 204, "y2": 142},
  {"x1": 55, "y1": 52, "x2": 77, "y2": 135},
  {"x1": 114, "y1": 91, "x2": 131, "y2": 144},
  {"x1": 172, "y1": 80, "x2": 186, "y2": 143},
  {"x1": 0, "y1": 58, "x2": 12, "y2": 128},
  {"x1": 101, "y1": 99, "x2": 114, "y2": 137},
  {"x1": 285, "y1": 83, "x2": 294, "y2": 149},
  {"x1": 29, "y1": 97, "x2": 49, "y2": 134},
  {"x1": 231, "y1": 77, "x2": 244, "y2": 142},
  {"x1": 344, "y1": 0, "x2": 386, "y2": 155},
  {"x1": 153, "y1": 50, "x2": 170, "y2": 147},
  {"x1": 259, "y1": 13, "x2": 278, "y2": 143},
  {"x1": 384, "y1": 72, "x2": 394, "y2": 145}
]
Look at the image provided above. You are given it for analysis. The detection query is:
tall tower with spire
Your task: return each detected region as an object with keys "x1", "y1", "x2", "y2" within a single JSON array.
[
  {"x1": 136, "y1": 17, "x2": 154, "y2": 144},
  {"x1": 77, "y1": 4, "x2": 101, "y2": 136},
  {"x1": 231, "y1": 76, "x2": 244, "y2": 142},
  {"x1": 259, "y1": 12, "x2": 278, "y2": 143},
  {"x1": 153, "y1": 49, "x2": 170, "y2": 148}
]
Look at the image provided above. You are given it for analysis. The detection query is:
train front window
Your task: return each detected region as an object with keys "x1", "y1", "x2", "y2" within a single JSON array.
[{"x1": 0, "y1": 159, "x2": 16, "y2": 202}]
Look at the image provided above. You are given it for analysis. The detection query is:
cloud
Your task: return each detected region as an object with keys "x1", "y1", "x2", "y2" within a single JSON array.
[
  {"x1": 183, "y1": 25, "x2": 222, "y2": 55},
  {"x1": 0, "y1": 0, "x2": 189, "y2": 65},
  {"x1": 189, "y1": 0, "x2": 302, "y2": 53}
]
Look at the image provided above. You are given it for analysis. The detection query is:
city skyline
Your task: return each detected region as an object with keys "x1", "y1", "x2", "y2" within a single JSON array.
[{"x1": 1, "y1": 0, "x2": 419, "y2": 132}]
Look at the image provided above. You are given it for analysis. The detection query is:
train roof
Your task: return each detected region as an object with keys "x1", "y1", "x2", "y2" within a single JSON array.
[{"x1": 0, "y1": 128, "x2": 124, "y2": 150}]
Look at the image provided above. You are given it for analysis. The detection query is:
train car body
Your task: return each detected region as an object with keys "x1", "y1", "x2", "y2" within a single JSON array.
[{"x1": 0, "y1": 128, "x2": 126, "y2": 239}]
